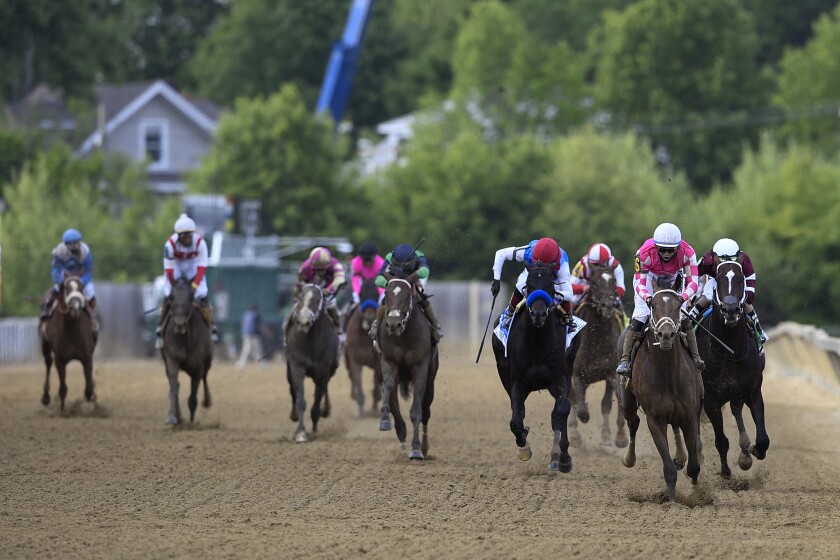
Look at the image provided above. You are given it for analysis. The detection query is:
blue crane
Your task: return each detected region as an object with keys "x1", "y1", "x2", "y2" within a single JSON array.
[{"x1": 315, "y1": 0, "x2": 376, "y2": 124}]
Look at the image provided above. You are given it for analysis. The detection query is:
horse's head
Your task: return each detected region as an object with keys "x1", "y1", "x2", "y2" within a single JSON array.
[
  {"x1": 61, "y1": 275, "x2": 86, "y2": 318},
  {"x1": 525, "y1": 263, "x2": 555, "y2": 328},
  {"x1": 714, "y1": 261, "x2": 745, "y2": 327},
  {"x1": 383, "y1": 278, "x2": 414, "y2": 336},
  {"x1": 170, "y1": 278, "x2": 196, "y2": 334},
  {"x1": 649, "y1": 288, "x2": 682, "y2": 351},
  {"x1": 358, "y1": 279, "x2": 380, "y2": 331},
  {"x1": 588, "y1": 262, "x2": 618, "y2": 319},
  {"x1": 292, "y1": 284, "x2": 324, "y2": 333}
]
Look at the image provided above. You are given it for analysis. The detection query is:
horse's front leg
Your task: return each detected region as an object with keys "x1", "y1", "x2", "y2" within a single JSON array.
[
  {"x1": 567, "y1": 373, "x2": 584, "y2": 447},
  {"x1": 509, "y1": 382, "x2": 531, "y2": 461},
  {"x1": 286, "y1": 362, "x2": 298, "y2": 422},
  {"x1": 379, "y1": 359, "x2": 396, "y2": 431},
  {"x1": 705, "y1": 401, "x2": 731, "y2": 478},
  {"x1": 407, "y1": 363, "x2": 430, "y2": 460},
  {"x1": 672, "y1": 425, "x2": 687, "y2": 470},
  {"x1": 347, "y1": 358, "x2": 365, "y2": 418},
  {"x1": 647, "y1": 415, "x2": 678, "y2": 502},
  {"x1": 56, "y1": 360, "x2": 68, "y2": 413},
  {"x1": 288, "y1": 365, "x2": 308, "y2": 443},
  {"x1": 187, "y1": 373, "x2": 201, "y2": 423},
  {"x1": 41, "y1": 340, "x2": 52, "y2": 407},
  {"x1": 746, "y1": 391, "x2": 770, "y2": 460},
  {"x1": 164, "y1": 361, "x2": 180, "y2": 425},
  {"x1": 548, "y1": 372, "x2": 573, "y2": 473},
  {"x1": 611, "y1": 374, "x2": 629, "y2": 447},
  {"x1": 622, "y1": 388, "x2": 640, "y2": 468},
  {"x1": 730, "y1": 399, "x2": 752, "y2": 470},
  {"x1": 82, "y1": 357, "x2": 96, "y2": 403},
  {"x1": 600, "y1": 376, "x2": 616, "y2": 445},
  {"x1": 202, "y1": 372, "x2": 212, "y2": 409},
  {"x1": 311, "y1": 380, "x2": 326, "y2": 433}
]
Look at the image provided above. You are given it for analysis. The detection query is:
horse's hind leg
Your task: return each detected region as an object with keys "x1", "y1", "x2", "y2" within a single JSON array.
[
  {"x1": 56, "y1": 361, "x2": 68, "y2": 413},
  {"x1": 730, "y1": 400, "x2": 752, "y2": 470},
  {"x1": 407, "y1": 367, "x2": 429, "y2": 460},
  {"x1": 348, "y1": 359, "x2": 364, "y2": 418},
  {"x1": 706, "y1": 401, "x2": 731, "y2": 478},
  {"x1": 647, "y1": 415, "x2": 678, "y2": 502},
  {"x1": 202, "y1": 372, "x2": 212, "y2": 409},
  {"x1": 379, "y1": 361, "x2": 395, "y2": 431},
  {"x1": 288, "y1": 366, "x2": 308, "y2": 443},
  {"x1": 746, "y1": 391, "x2": 770, "y2": 460},
  {"x1": 509, "y1": 383, "x2": 531, "y2": 461},
  {"x1": 548, "y1": 381, "x2": 573, "y2": 473},
  {"x1": 567, "y1": 375, "x2": 584, "y2": 447},
  {"x1": 320, "y1": 385, "x2": 331, "y2": 418},
  {"x1": 165, "y1": 362, "x2": 181, "y2": 425},
  {"x1": 41, "y1": 345, "x2": 53, "y2": 407},
  {"x1": 622, "y1": 389, "x2": 640, "y2": 468},
  {"x1": 682, "y1": 417, "x2": 701, "y2": 485},
  {"x1": 600, "y1": 378, "x2": 615, "y2": 445},
  {"x1": 311, "y1": 381, "x2": 326, "y2": 433},
  {"x1": 82, "y1": 357, "x2": 96, "y2": 403},
  {"x1": 372, "y1": 366, "x2": 382, "y2": 414},
  {"x1": 611, "y1": 375, "x2": 629, "y2": 447},
  {"x1": 187, "y1": 374, "x2": 201, "y2": 423},
  {"x1": 672, "y1": 425, "x2": 687, "y2": 470}
]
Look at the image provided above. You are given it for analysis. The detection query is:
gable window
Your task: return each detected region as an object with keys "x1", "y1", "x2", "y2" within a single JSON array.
[{"x1": 138, "y1": 119, "x2": 169, "y2": 170}]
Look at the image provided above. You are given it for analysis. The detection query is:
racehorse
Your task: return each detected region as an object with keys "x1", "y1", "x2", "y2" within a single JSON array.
[
  {"x1": 160, "y1": 278, "x2": 213, "y2": 425},
  {"x1": 491, "y1": 263, "x2": 573, "y2": 473},
  {"x1": 40, "y1": 275, "x2": 97, "y2": 412},
  {"x1": 696, "y1": 260, "x2": 768, "y2": 478},
  {"x1": 621, "y1": 286, "x2": 703, "y2": 502},
  {"x1": 376, "y1": 274, "x2": 439, "y2": 459},
  {"x1": 568, "y1": 262, "x2": 628, "y2": 448},
  {"x1": 344, "y1": 279, "x2": 381, "y2": 418},
  {"x1": 285, "y1": 283, "x2": 339, "y2": 443}
]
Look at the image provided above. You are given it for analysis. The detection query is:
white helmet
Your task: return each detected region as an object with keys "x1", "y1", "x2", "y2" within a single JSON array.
[
  {"x1": 587, "y1": 243, "x2": 612, "y2": 264},
  {"x1": 174, "y1": 213, "x2": 196, "y2": 234},
  {"x1": 653, "y1": 222, "x2": 681, "y2": 248},
  {"x1": 713, "y1": 238, "x2": 740, "y2": 260}
]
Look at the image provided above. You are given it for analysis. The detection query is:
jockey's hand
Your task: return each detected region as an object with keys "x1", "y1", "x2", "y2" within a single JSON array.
[
  {"x1": 352, "y1": 292, "x2": 360, "y2": 304},
  {"x1": 679, "y1": 292, "x2": 689, "y2": 303},
  {"x1": 581, "y1": 284, "x2": 590, "y2": 293},
  {"x1": 491, "y1": 279, "x2": 500, "y2": 297},
  {"x1": 191, "y1": 281, "x2": 199, "y2": 290},
  {"x1": 645, "y1": 295, "x2": 653, "y2": 306}
]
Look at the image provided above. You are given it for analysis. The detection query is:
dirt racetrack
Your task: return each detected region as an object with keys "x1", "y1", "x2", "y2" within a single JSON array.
[{"x1": 2, "y1": 349, "x2": 839, "y2": 559}]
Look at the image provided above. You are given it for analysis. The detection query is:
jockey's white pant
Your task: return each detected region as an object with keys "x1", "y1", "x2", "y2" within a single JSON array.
[
  {"x1": 164, "y1": 274, "x2": 208, "y2": 299},
  {"x1": 54, "y1": 281, "x2": 95, "y2": 301},
  {"x1": 702, "y1": 277, "x2": 716, "y2": 301},
  {"x1": 631, "y1": 273, "x2": 688, "y2": 322}
]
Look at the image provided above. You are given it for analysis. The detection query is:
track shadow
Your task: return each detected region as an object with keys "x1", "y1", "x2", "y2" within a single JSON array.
[{"x1": 42, "y1": 399, "x2": 111, "y2": 418}]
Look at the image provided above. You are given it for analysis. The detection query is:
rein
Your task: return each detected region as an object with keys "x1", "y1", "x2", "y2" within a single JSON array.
[{"x1": 650, "y1": 289, "x2": 680, "y2": 339}]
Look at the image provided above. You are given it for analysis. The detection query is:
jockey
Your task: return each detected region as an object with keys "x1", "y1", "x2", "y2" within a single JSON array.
[
  {"x1": 688, "y1": 238, "x2": 769, "y2": 344},
  {"x1": 616, "y1": 222, "x2": 705, "y2": 378},
  {"x1": 349, "y1": 241, "x2": 384, "y2": 304},
  {"x1": 491, "y1": 237, "x2": 574, "y2": 334},
  {"x1": 370, "y1": 243, "x2": 443, "y2": 343},
  {"x1": 570, "y1": 242, "x2": 626, "y2": 306},
  {"x1": 155, "y1": 214, "x2": 219, "y2": 347},
  {"x1": 41, "y1": 228, "x2": 98, "y2": 329},
  {"x1": 294, "y1": 246, "x2": 346, "y2": 335}
]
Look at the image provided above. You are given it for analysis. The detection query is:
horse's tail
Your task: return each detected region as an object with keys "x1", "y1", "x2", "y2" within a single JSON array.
[{"x1": 399, "y1": 379, "x2": 411, "y2": 399}]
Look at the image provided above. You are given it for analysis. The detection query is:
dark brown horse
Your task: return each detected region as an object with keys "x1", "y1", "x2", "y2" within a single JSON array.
[
  {"x1": 344, "y1": 279, "x2": 381, "y2": 418},
  {"x1": 160, "y1": 278, "x2": 213, "y2": 425},
  {"x1": 492, "y1": 263, "x2": 573, "y2": 473},
  {"x1": 621, "y1": 287, "x2": 703, "y2": 502},
  {"x1": 568, "y1": 262, "x2": 628, "y2": 448},
  {"x1": 376, "y1": 275, "x2": 439, "y2": 459},
  {"x1": 39, "y1": 275, "x2": 97, "y2": 412},
  {"x1": 696, "y1": 260, "x2": 768, "y2": 478},
  {"x1": 285, "y1": 283, "x2": 338, "y2": 443}
]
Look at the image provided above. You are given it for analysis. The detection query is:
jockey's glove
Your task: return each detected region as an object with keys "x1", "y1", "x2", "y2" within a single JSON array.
[
  {"x1": 191, "y1": 282, "x2": 199, "y2": 290},
  {"x1": 645, "y1": 295, "x2": 653, "y2": 306},
  {"x1": 491, "y1": 279, "x2": 500, "y2": 297}
]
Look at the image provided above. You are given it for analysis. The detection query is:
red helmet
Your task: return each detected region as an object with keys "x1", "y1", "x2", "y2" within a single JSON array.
[
  {"x1": 587, "y1": 243, "x2": 612, "y2": 264},
  {"x1": 532, "y1": 238, "x2": 560, "y2": 264}
]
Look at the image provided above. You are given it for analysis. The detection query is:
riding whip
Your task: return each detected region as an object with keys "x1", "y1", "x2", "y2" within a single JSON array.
[
  {"x1": 680, "y1": 308, "x2": 734, "y2": 355},
  {"x1": 475, "y1": 293, "x2": 497, "y2": 363}
]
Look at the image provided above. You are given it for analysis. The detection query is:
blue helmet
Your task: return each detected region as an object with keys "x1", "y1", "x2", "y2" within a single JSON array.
[
  {"x1": 62, "y1": 229, "x2": 82, "y2": 244},
  {"x1": 391, "y1": 244, "x2": 416, "y2": 266}
]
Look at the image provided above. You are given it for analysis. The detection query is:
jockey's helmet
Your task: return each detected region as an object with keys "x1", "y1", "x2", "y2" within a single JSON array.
[
  {"x1": 62, "y1": 229, "x2": 83, "y2": 244},
  {"x1": 587, "y1": 243, "x2": 612, "y2": 264},
  {"x1": 532, "y1": 238, "x2": 560, "y2": 265},
  {"x1": 713, "y1": 238, "x2": 740, "y2": 261},
  {"x1": 359, "y1": 242, "x2": 377, "y2": 259},
  {"x1": 653, "y1": 223, "x2": 681, "y2": 249},
  {"x1": 391, "y1": 244, "x2": 416, "y2": 266},
  {"x1": 174, "y1": 214, "x2": 197, "y2": 234},
  {"x1": 309, "y1": 247, "x2": 332, "y2": 270}
]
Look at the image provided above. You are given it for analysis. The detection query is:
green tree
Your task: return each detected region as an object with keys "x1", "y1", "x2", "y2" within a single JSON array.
[
  {"x1": 593, "y1": 0, "x2": 769, "y2": 190},
  {"x1": 742, "y1": 0, "x2": 840, "y2": 66},
  {"x1": 775, "y1": 4, "x2": 840, "y2": 151},
  {"x1": 188, "y1": 85, "x2": 356, "y2": 236},
  {"x1": 510, "y1": 0, "x2": 630, "y2": 52}
]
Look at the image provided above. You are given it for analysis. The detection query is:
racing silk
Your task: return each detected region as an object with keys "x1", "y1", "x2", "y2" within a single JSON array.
[
  {"x1": 350, "y1": 254, "x2": 385, "y2": 297},
  {"x1": 51, "y1": 242, "x2": 93, "y2": 285},
  {"x1": 375, "y1": 250, "x2": 430, "y2": 288},
  {"x1": 296, "y1": 257, "x2": 345, "y2": 296},
  {"x1": 163, "y1": 233, "x2": 208, "y2": 286},
  {"x1": 634, "y1": 238, "x2": 699, "y2": 302},
  {"x1": 571, "y1": 255, "x2": 626, "y2": 298},
  {"x1": 698, "y1": 250, "x2": 757, "y2": 304},
  {"x1": 492, "y1": 240, "x2": 573, "y2": 304}
]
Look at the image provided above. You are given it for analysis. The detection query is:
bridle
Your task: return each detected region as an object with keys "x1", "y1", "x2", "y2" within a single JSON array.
[
  {"x1": 294, "y1": 284, "x2": 325, "y2": 326},
  {"x1": 714, "y1": 261, "x2": 746, "y2": 311},
  {"x1": 385, "y1": 278, "x2": 414, "y2": 333},
  {"x1": 649, "y1": 289, "x2": 680, "y2": 341}
]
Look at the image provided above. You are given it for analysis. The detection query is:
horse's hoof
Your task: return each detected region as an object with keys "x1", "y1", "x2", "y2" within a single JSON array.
[
  {"x1": 558, "y1": 459, "x2": 572, "y2": 473},
  {"x1": 577, "y1": 411, "x2": 590, "y2": 424},
  {"x1": 379, "y1": 419, "x2": 392, "y2": 431},
  {"x1": 295, "y1": 431, "x2": 308, "y2": 443},
  {"x1": 738, "y1": 452, "x2": 753, "y2": 471},
  {"x1": 622, "y1": 450, "x2": 636, "y2": 468},
  {"x1": 517, "y1": 444, "x2": 532, "y2": 461},
  {"x1": 614, "y1": 436, "x2": 629, "y2": 448},
  {"x1": 720, "y1": 469, "x2": 732, "y2": 480},
  {"x1": 750, "y1": 445, "x2": 766, "y2": 460},
  {"x1": 41, "y1": 394, "x2": 50, "y2": 406},
  {"x1": 548, "y1": 460, "x2": 560, "y2": 472},
  {"x1": 408, "y1": 449, "x2": 424, "y2": 460},
  {"x1": 164, "y1": 416, "x2": 178, "y2": 426},
  {"x1": 321, "y1": 409, "x2": 331, "y2": 419},
  {"x1": 673, "y1": 458, "x2": 685, "y2": 471},
  {"x1": 289, "y1": 411, "x2": 298, "y2": 422}
]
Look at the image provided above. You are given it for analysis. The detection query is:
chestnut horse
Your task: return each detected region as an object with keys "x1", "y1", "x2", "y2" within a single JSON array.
[
  {"x1": 40, "y1": 275, "x2": 97, "y2": 412},
  {"x1": 344, "y1": 279, "x2": 382, "y2": 418},
  {"x1": 621, "y1": 287, "x2": 703, "y2": 502},
  {"x1": 376, "y1": 275, "x2": 439, "y2": 459},
  {"x1": 568, "y1": 262, "x2": 628, "y2": 448},
  {"x1": 696, "y1": 260, "x2": 768, "y2": 478}
]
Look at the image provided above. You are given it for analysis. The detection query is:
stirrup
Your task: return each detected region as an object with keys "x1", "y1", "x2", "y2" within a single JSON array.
[
  {"x1": 693, "y1": 355, "x2": 706, "y2": 371},
  {"x1": 155, "y1": 336, "x2": 164, "y2": 350},
  {"x1": 616, "y1": 360, "x2": 631, "y2": 376}
]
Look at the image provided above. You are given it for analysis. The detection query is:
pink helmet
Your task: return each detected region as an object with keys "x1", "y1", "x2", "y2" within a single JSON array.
[
  {"x1": 309, "y1": 247, "x2": 332, "y2": 270},
  {"x1": 587, "y1": 243, "x2": 612, "y2": 264}
]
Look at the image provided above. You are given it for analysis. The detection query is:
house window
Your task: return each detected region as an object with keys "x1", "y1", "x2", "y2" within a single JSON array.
[{"x1": 139, "y1": 119, "x2": 169, "y2": 169}]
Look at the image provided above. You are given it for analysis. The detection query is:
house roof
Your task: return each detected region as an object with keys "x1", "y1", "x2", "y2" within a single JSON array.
[
  {"x1": 78, "y1": 79, "x2": 221, "y2": 155},
  {"x1": 7, "y1": 84, "x2": 76, "y2": 131}
]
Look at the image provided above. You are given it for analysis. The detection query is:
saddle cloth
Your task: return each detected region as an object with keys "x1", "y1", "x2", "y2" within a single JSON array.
[{"x1": 494, "y1": 312, "x2": 586, "y2": 358}]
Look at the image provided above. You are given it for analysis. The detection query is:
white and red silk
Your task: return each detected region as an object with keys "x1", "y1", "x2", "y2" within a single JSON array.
[
  {"x1": 571, "y1": 255, "x2": 626, "y2": 298},
  {"x1": 634, "y1": 238, "x2": 699, "y2": 302}
]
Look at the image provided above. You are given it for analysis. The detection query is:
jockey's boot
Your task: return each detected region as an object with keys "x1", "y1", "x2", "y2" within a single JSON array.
[
  {"x1": 155, "y1": 297, "x2": 171, "y2": 349},
  {"x1": 87, "y1": 297, "x2": 100, "y2": 332},
  {"x1": 747, "y1": 310, "x2": 769, "y2": 344},
  {"x1": 681, "y1": 317, "x2": 706, "y2": 371},
  {"x1": 616, "y1": 318, "x2": 645, "y2": 379},
  {"x1": 419, "y1": 297, "x2": 443, "y2": 344},
  {"x1": 198, "y1": 299, "x2": 220, "y2": 344},
  {"x1": 687, "y1": 303, "x2": 706, "y2": 325},
  {"x1": 499, "y1": 304, "x2": 515, "y2": 332},
  {"x1": 40, "y1": 289, "x2": 58, "y2": 321},
  {"x1": 368, "y1": 305, "x2": 386, "y2": 341}
]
